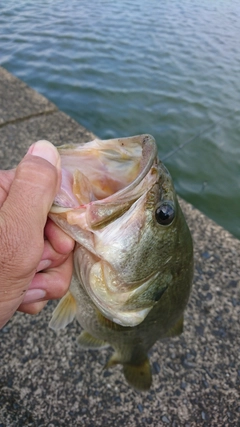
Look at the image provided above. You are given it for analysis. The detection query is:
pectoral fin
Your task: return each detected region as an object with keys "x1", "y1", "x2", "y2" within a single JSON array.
[
  {"x1": 49, "y1": 291, "x2": 77, "y2": 330},
  {"x1": 77, "y1": 331, "x2": 109, "y2": 350}
]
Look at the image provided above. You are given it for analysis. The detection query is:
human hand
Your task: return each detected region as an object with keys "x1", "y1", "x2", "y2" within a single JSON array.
[{"x1": 0, "y1": 140, "x2": 75, "y2": 329}]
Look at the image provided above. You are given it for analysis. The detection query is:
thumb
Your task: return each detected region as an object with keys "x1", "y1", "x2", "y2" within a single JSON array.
[{"x1": 0, "y1": 140, "x2": 61, "y2": 284}]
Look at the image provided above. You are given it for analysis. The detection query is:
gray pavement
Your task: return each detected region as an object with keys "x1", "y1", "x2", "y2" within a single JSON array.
[{"x1": 0, "y1": 67, "x2": 239, "y2": 427}]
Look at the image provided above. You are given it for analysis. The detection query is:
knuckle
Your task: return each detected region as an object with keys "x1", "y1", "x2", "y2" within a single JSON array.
[
  {"x1": 0, "y1": 214, "x2": 23, "y2": 267},
  {"x1": 0, "y1": 211, "x2": 43, "y2": 279},
  {"x1": 19, "y1": 156, "x2": 58, "y2": 190}
]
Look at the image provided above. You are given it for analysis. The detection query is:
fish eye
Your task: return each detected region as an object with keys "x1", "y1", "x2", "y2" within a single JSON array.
[{"x1": 155, "y1": 202, "x2": 175, "y2": 225}]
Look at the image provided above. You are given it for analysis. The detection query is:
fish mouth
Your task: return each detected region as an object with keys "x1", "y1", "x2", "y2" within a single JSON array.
[
  {"x1": 50, "y1": 135, "x2": 159, "y2": 233},
  {"x1": 50, "y1": 134, "x2": 161, "y2": 327},
  {"x1": 51, "y1": 134, "x2": 157, "y2": 212}
]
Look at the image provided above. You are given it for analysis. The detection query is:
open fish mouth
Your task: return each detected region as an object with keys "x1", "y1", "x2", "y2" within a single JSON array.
[
  {"x1": 49, "y1": 134, "x2": 169, "y2": 327},
  {"x1": 50, "y1": 134, "x2": 157, "y2": 219}
]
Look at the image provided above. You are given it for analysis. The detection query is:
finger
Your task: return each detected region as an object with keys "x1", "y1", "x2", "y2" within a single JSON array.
[
  {"x1": 36, "y1": 238, "x2": 70, "y2": 272},
  {"x1": 0, "y1": 169, "x2": 16, "y2": 207},
  {"x1": 4, "y1": 140, "x2": 61, "y2": 230},
  {"x1": 44, "y1": 218, "x2": 75, "y2": 255},
  {"x1": 21, "y1": 253, "x2": 73, "y2": 304},
  {"x1": 0, "y1": 141, "x2": 62, "y2": 328},
  {"x1": 18, "y1": 300, "x2": 48, "y2": 315},
  {"x1": 0, "y1": 141, "x2": 61, "y2": 283}
]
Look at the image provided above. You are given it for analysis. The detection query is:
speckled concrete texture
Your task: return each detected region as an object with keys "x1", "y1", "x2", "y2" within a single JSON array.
[
  {"x1": 0, "y1": 68, "x2": 239, "y2": 427},
  {"x1": 0, "y1": 67, "x2": 57, "y2": 125}
]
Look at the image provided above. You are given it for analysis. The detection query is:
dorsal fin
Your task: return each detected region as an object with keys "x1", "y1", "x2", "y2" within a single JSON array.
[{"x1": 49, "y1": 291, "x2": 77, "y2": 330}]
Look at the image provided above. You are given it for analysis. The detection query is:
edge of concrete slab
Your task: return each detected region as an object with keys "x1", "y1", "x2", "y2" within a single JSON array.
[{"x1": 0, "y1": 67, "x2": 58, "y2": 125}]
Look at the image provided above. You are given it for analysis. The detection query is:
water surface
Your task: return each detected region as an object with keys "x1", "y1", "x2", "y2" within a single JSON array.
[{"x1": 1, "y1": 0, "x2": 240, "y2": 237}]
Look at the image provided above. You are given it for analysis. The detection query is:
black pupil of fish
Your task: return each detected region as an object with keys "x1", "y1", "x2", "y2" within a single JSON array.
[{"x1": 155, "y1": 203, "x2": 175, "y2": 225}]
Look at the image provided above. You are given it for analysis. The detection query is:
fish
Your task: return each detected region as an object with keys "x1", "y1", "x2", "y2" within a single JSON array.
[{"x1": 49, "y1": 134, "x2": 193, "y2": 391}]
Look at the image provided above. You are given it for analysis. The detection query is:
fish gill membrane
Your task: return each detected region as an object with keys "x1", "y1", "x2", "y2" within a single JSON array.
[{"x1": 49, "y1": 134, "x2": 194, "y2": 391}]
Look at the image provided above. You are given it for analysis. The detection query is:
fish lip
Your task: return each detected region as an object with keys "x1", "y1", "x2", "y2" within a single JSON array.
[{"x1": 103, "y1": 134, "x2": 157, "y2": 201}]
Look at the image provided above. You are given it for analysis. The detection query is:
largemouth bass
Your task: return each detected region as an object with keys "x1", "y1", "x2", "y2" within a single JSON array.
[{"x1": 49, "y1": 134, "x2": 193, "y2": 390}]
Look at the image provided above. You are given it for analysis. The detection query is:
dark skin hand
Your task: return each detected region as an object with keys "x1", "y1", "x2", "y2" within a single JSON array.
[{"x1": 0, "y1": 141, "x2": 75, "y2": 328}]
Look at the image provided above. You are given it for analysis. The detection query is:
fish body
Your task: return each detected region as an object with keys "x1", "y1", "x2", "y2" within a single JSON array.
[{"x1": 49, "y1": 134, "x2": 193, "y2": 390}]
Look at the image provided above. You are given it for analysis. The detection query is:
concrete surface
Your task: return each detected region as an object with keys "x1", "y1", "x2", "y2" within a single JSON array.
[
  {"x1": 0, "y1": 67, "x2": 56, "y2": 125},
  {"x1": 0, "y1": 67, "x2": 239, "y2": 427}
]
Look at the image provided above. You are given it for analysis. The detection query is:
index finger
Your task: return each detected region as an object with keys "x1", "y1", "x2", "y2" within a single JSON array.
[{"x1": 44, "y1": 218, "x2": 75, "y2": 254}]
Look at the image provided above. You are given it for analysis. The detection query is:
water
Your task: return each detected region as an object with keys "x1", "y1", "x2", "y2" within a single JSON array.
[{"x1": 1, "y1": 0, "x2": 240, "y2": 238}]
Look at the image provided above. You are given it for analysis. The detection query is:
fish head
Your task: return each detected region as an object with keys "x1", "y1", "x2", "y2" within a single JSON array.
[{"x1": 49, "y1": 135, "x2": 193, "y2": 327}]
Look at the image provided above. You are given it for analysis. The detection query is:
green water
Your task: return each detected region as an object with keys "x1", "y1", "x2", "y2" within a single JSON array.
[{"x1": 1, "y1": 0, "x2": 240, "y2": 238}]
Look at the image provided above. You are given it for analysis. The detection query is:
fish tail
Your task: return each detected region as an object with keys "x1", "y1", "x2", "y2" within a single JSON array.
[
  {"x1": 123, "y1": 358, "x2": 152, "y2": 391},
  {"x1": 105, "y1": 352, "x2": 152, "y2": 391}
]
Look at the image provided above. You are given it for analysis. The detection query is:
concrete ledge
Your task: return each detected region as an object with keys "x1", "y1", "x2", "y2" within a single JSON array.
[
  {"x1": 0, "y1": 67, "x2": 57, "y2": 125},
  {"x1": 0, "y1": 67, "x2": 239, "y2": 426},
  {"x1": 0, "y1": 110, "x2": 96, "y2": 169}
]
